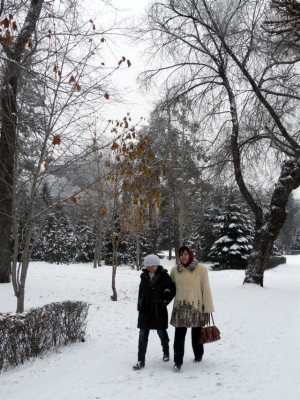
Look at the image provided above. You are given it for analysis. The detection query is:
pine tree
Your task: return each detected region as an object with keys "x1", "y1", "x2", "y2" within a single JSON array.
[
  {"x1": 208, "y1": 202, "x2": 254, "y2": 270},
  {"x1": 34, "y1": 205, "x2": 77, "y2": 264},
  {"x1": 186, "y1": 202, "x2": 220, "y2": 262},
  {"x1": 74, "y1": 223, "x2": 95, "y2": 263}
]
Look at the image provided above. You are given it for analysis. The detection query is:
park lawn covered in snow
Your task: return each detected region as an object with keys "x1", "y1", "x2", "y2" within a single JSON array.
[{"x1": 0, "y1": 255, "x2": 299, "y2": 400}]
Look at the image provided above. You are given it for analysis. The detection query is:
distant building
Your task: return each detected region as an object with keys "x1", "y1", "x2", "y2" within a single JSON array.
[{"x1": 47, "y1": 160, "x2": 91, "y2": 187}]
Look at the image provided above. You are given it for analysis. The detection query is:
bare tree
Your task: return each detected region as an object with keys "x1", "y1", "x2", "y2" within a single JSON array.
[
  {"x1": 0, "y1": 0, "x2": 44, "y2": 283},
  {"x1": 4, "y1": 0, "x2": 132, "y2": 311},
  {"x1": 0, "y1": 0, "x2": 133, "y2": 285},
  {"x1": 146, "y1": 96, "x2": 205, "y2": 261},
  {"x1": 140, "y1": 0, "x2": 300, "y2": 286},
  {"x1": 105, "y1": 130, "x2": 161, "y2": 299},
  {"x1": 263, "y1": 0, "x2": 300, "y2": 53}
]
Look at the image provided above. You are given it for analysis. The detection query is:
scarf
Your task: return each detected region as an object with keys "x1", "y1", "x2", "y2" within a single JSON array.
[{"x1": 177, "y1": 258, "x2": 198, "y2": 272}]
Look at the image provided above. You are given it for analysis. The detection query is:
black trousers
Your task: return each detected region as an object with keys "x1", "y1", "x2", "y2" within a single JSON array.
[{"x1": 173, "y1": 327, "x2": 204, "y2": 365}]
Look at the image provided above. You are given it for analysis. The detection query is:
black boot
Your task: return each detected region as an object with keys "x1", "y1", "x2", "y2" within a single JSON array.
[
  {"x1": 133, "y1": 341, "x2": 148, "y2": 370},
  {"x1": 161, "y1": 340, "x2": 170, "y2": 362},
  {"x1": 173, "y1": 363, "x2": 182, "y2": 372},
  {"x1": 133, "y1": 361, "x2": 145, "y2": 370}
]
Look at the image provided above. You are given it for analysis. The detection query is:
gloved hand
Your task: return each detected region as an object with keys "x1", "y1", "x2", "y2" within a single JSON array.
[
  {"x1": 157, "y1": 298, "x2": 167, "y2": 307},
  {"x1": 163, "y1": 289, "x2": 171, "y2": 301}
]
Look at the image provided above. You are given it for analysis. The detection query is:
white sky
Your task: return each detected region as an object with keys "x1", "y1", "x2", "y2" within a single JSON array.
[{"x1": 100, "y1": 0, "x2": 154, "y2": 124}]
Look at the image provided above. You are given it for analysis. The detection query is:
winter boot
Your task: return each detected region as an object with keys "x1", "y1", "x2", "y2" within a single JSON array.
[
  {"x1": 133, "y1": 341, "x2": 148, "y2": 371},
  {"x1": 193, "y1": 356, "x2": 202, "y2": 363},
  {"x1": 133, "y1": 361, "x2": 145, "y2": 370},
  {"x1": 173, "y1": 363, "x2": 182, "y2": 372},
  {"x1": 161, "y1": 340, "x2": 170, "y2": 362}
]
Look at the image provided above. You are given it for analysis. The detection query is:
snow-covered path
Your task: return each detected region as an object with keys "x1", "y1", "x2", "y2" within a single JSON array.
[{"x1": 0, "y1": 256, "x2": 299, "y2": 400}]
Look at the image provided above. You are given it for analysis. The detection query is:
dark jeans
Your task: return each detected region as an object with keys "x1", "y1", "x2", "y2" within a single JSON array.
[
  {"x1": 174, "y1": 327, "x2": 204, "y2": 365},
  {"x1": 138, "y1": 328, "x2": 169, "y2": 343}
]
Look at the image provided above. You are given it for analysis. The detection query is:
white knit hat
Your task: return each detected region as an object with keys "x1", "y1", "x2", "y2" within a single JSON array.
[{"x1": 144, "y1": 254, "x2": 160, "y2": 267}]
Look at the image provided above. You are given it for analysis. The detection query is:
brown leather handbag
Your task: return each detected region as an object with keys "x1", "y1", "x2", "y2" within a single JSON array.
[{"x1": 198, "y1": 314, "x2": 221, "y2": 344}]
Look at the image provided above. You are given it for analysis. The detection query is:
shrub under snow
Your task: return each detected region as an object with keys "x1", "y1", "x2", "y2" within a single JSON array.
[{"x1": 0, "y1": 301, "x2": 89, "y2": 372}]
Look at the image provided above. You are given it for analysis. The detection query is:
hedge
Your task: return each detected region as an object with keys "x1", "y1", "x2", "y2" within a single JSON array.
[
  {"x1": 0, "y1": 300, "x2": 89, "y2": 372},
  {"x1": 266, "y1": 256, "x2": 286, "y2": 270}
]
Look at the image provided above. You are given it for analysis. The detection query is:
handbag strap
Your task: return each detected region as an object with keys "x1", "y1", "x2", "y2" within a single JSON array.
[{"x1": 205, "y1": 313, "x2": 215, "y2": 326}]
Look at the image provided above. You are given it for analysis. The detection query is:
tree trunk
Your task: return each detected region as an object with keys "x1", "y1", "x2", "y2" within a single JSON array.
[
  {"x1": 111, "y1": 238, "x2": 118, "y2": 301},
  {"x1": 167, "y1": 104, "x2": 181, "y2": 262},
  {"x1": 244, "y1": 159, "x2": 300, "y2": 286},
  {"x1": 135, "y1": 232, "x2": 140, "y2": 271},
  {"x1": 0, "y1": 63, "x2": 17, "y2": 283},
  {"x1": 12, "y1": 249, "x2": 30, "y2": 313},
  {"x1": 111, "y1": 264, "x2": 117, "y2": 301},
  {"x1": 93, "y1": 236, "x2": 99, "y2": 268},
  {"x1": 222, "y1": 66, "x2": 300, "y2": 286},
  {"x1": 168, "y1": 192, "x2": 173, "y2": 260},
  {"x1": 244, "y1": 217, "x2": 274, "y2": 287},
  {"x1": 16, "y1": 259, "x2": 29, "y2": 313},
  {"x1": 0, "y1": 0, "x2": 44, "y2": 283},
  {"x1": 98, "y1": 229, "x2": 102, "y2": 267},
  {"x1": 16, "y1": 283, "x2": 25, "y2": 313},
  {"x1": 94, "y1": 222, "x2": 100, "y2": 268}
]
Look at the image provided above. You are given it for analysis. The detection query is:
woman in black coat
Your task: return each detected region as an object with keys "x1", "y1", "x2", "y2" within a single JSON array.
[{"x1": 133, "y1": 254, "x2": 176, "y2": 370}]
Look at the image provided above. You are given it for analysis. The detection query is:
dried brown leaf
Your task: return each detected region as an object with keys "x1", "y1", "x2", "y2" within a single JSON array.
[
  {"x1": 1, "y1": 18, "x2": 9, "y2": 28},
  {"x1": 52, "y1": 135, "x2": 61, "y2": 145},
  {"x1": 71, "y1": 196, "x2": 78, "y2": 205}
]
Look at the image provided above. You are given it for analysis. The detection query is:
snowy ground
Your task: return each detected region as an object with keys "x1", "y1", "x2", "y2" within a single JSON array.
[{"x1": 0, "y1": 255, "x2": 299, "y2": 400}]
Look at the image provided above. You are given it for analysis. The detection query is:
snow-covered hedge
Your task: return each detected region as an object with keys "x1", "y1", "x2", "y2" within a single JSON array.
[
  {"x1": 266, "y1": 256, "x2": 286, "y2": 269},
  {"x1": 0, "y1": 301, "x2": 89, "y2": 372}
]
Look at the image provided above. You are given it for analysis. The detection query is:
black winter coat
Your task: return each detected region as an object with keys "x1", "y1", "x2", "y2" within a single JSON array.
[{"x1": 137, "y1": 266, "x2": 176, "y2": 330}]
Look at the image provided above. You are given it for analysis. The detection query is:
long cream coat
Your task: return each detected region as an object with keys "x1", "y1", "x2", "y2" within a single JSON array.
[{"x1": 170, "y1": 261, "x2": 215, "y2": 327}]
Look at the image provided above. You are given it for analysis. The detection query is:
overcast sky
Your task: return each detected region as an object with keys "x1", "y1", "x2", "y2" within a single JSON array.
[{"x1": 103, "y1": 0, "x2": 154, "y2": 124}]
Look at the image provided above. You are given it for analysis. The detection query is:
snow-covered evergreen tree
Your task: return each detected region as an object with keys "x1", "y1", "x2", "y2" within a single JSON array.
[
  {"x1": 74, "y1": 223, "x2": 94, "y2": 262},
  {"x1": 208, "y1": 202, "x2": 254, "y2": 270},
  {"x1": 186, "y1": 202, "x2": 220, "y2": 262},
  {"x1": 34, "y1": 205, "x2": 78, "y2": 264}
]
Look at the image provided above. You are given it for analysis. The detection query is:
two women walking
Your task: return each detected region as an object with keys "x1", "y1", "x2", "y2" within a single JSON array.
[{"x1": 133, "y1": 246, "x2": 215, "y2": 371}]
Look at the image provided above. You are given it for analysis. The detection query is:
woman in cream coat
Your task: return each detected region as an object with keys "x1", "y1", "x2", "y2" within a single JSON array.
[{"x1": 170, "y1": 245, "x2": 214, "y2": 371}]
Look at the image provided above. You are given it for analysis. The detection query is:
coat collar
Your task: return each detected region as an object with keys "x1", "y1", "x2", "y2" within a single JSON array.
[
  {"x1": 141, "y1": 266, "x2": 165, "y2": 284},
  {"x1": 177, "y1": 259, "x2": 198, "y2": 272}
]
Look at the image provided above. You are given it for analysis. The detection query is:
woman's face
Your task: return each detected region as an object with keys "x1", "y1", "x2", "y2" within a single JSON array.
[
  {"x1": 147, "y1": 265, "x2": 158, "y2": 272},
  {"x1": 180, "y1": 250, "x2": 189, "y2": 264}
]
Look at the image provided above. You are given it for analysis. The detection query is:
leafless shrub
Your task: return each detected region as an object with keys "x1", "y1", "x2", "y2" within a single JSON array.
[{"x1": 0, "y1": 301, "x2": 89, "y2": 372}]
